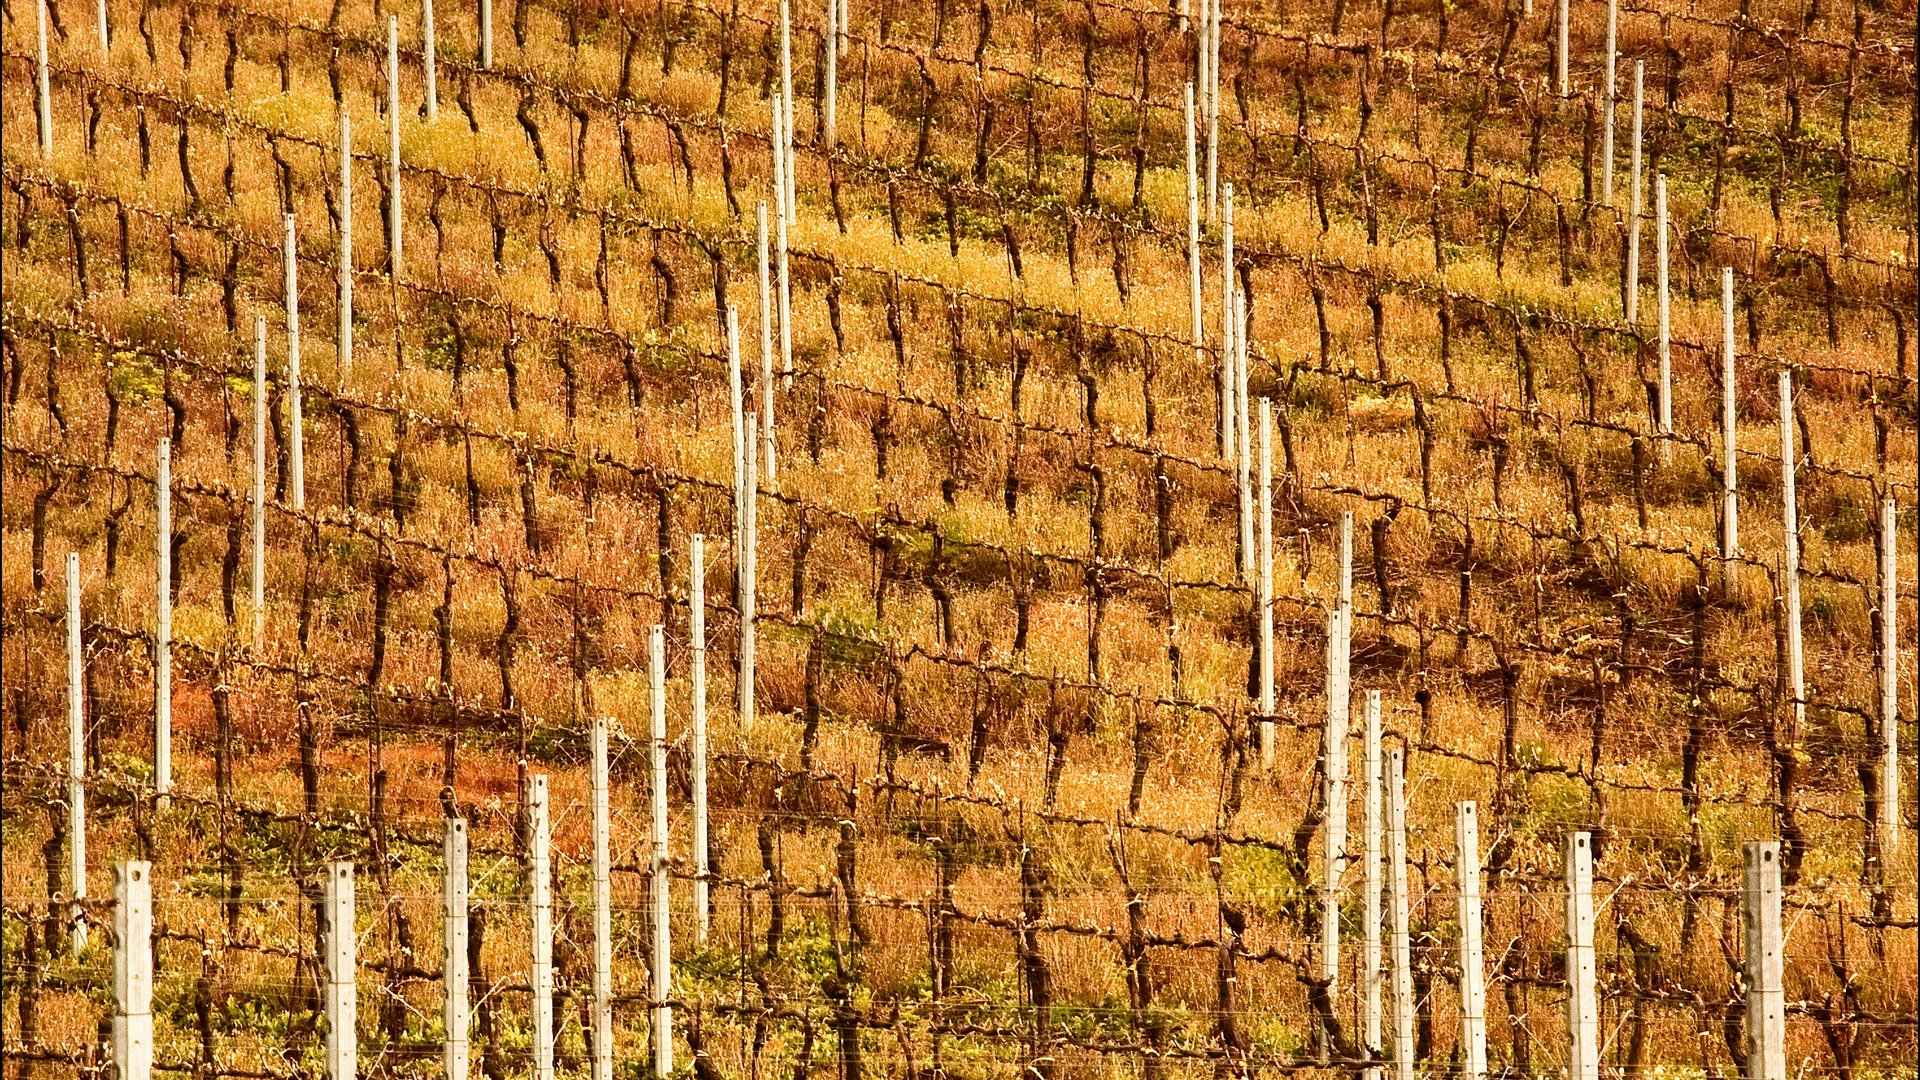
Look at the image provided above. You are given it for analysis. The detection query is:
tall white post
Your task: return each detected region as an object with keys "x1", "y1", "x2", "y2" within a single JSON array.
[
  {"x1": 1882, "y1": 499, "x2": 1901, "y2": 846},
  {"x1": 34, "y1": 0, "x2": 52, "y2": 157},
  {"x1": 756, "y1": 205, "x2": 778, "y2": 486},
  {"x1": 1656, "y1": 175, "x2": 1671, "y2": 441},
  {"x1": 1235, "y1": 289, "x2": 1252, "y2": 584},
  {"x1": 1455, "y1": 802, "x2": 1487, "y2": 1080},
  {"x1": 387, "y1": 17, "x2": 403, "y2": 274},
  {"x1": 1565, "y1": 832, "x2": 1599, "y2": 1080},
  {"x1": 423, "y1": 0, "x2": 439, "y2": 121},
  {"x1": 1221, "y1": 184, "x2": 1238, "y2": 473},
  {"x1": 1185, "y1": 83, "x2": 1213, "y2": 459},
  {"x1": 479, "y1": 0, "x2": 492, "y2": 68},
  {"x1": 590, "y1": 717, "x2": 614, "y2": 1080},
  {"x1": 284, "y1": 214, "x2": 306, "y2": 512},
  {"x1": 68, "y1": 553, "x2": 87, "y2": 951},
  {"x1": 1743, "y1": 842, "x2": 1785, "y2": 1080},
  {"x1": 1321, "y1": 607, "x2": 1349, "y2": 1016},
  {"x1": 1780, "y1": 371, "x2": 1804, "y2": 732},
  {"x1": 1385, "y1": 751, "x2": 1413, "y2": 1080},
  {"x1": 154, "y1": 439, "x2": 171, "y2": 805},
  {"x1": 1556, "y1": 0, "x2": 1569, "y2": 96},
  {"x1": 1722, "y1": 269, "x2": 1738, "y2": 560},
  {"x1": 1625, "y1": 61, "x2": 1644, "y2": 324},
  {"x1": 323, "y1": 861, "x2": 356, "y2": 1080},
  {"x1": 1338, "y1": 511, "x2": 1354, "y2": 747},
  {"x1": 97, "y1": 0, "x2": 110, "y2": 54},
  {"x1": 113, "y1": 861, "x2": 153, "y2": 1080},
  {"x1": 444, "y1": 817, "x2": 469, "y2": 1080},
  {"x1": 252, "y1": 316, "x2": 267, "y2": 649},
  {"x1": 650, "y1": 625, "x2": 675, "y2": 1076},
  {"x1": 691, "y1": 534, "x2": 711, "y2": 944},
  {"x1": 1258, "y1": 398, "x2": 1274, "y2": 759},
  {"x1": 1602, "y1": 0, "x2": 1616, "y2": 206},
  {"x1": 1204, "y1": 0, "x2": 1219, "y2": 219},
  {"x1": 337, "y1": 111, "x2": 353, "y2": 384},
  {"x1": 773, "y1": 99, "x2": 794, "y2": 385},
  {"x1": 822, "y1": 0, "x2": 837, "y2": 150},
  {"x1": 1362, "y1": 691, "x2": 1383, "y2": 1077},
  {"x1": 779, "y1": 0, "x2": 794, "y2": 215},
  {"x1": 529, "y1": 774, "x2": 553, "y2": 1080}
]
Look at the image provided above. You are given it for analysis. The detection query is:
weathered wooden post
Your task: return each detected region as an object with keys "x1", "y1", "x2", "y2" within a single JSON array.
[
  {"x1": 529, "y1": 774, "x2": 554, "y2": 1080},
  {"x1": 444, "y1": 817, "x2": 469, "y2": 1080},
  {"x1": 691, "y1": 534, "x2": 711, "y2": 943},
  {"x1": 779, "y1": 0, "x2": 795, "y2": 212},
  {"x1": 1321, "y1": 606, "x2": 1349, "y2": 1047},
  {"x1": 479, "y1": 0, "x2": 492, "y2": 68},
  {"x1": 773, "y1": 99, "x2": 794, "y2": 386},
  {"x1": 423, "y1": 0, "x2": 439, "y2": 121},
  {"x1": 68, "y1": 553, "x2": 87, "y2": 951},
  {"x1": 1235, "y1": 287, "x2": 1252, "y2": 583},
  {"x1": 324, "y1": 861, "x2": 356, "y2": 1080},
  {"x1": 1625, "y1": 61, "x2": 1643, "y2": 324},
  {"x1": 1258, "y1": 398, "x2": 1274, "y2": 760},
  {"x1": 1565, "y1": 833, "x2": 1599, "y2": 1080},
  {"x1": 1456, "y1": 802, "x2": 1487, "y2": 1080},
  {"x1": 284, "y1": 215, "x2": 306, "y2": 512},
  {"x1": 34, "y1": 0, "x2": 52, "y2": 157},
  {"x1": 154, "y1": 438, "x2": 172, "y2": 806},
  {"x1": 591, "y1": 716, "x2": 613, "y2": 1080},
  {"x1": 756, "y1": 204, "x2": 778, "y2": 487},
  {"x1": 1362, "y1": 691, "x2": 1383, "y2": 1077},
  {"x1": 1743, "y1": 842, "x2": 1785, "y2": 1080},
  {"x1": 650, "y1": 625, "x2": 675, "y2": 1075},
  {"x1": 337, "y1": 111, "x2": 353, "y2": 383},
  {"x1": 1184, "y1": 83, "x2": 1213, "y2": 457},
  {"x1": 728, "y1": 308, "x2": 758, "y2": 730},
  {"x1": 1602, "y1": 0, "x2": 1617, "y2": 206},
  {"x1": 1721, "y1": 269, "x2": 1738, "y2": 562},
  {"x1": 1556, "y1": 0, "x2": 1570, "y2": 96},
  {"x1": 1882, "y1": 499, "x2": 1901, "y2": 846},
  {"x1": 1655, "y1": 174, "x2": 1671, "y2": 445},
  {"x1": 1204, "y1": 0, "x2": 1219, "y2": 218},
  {"x1": 1221, "y1": 182, "x2": 1237, "y2": 472},
  {"x1": 1386, "y1": 751, "x2": 1413, "y2": 1080},
  {"x1": 114, "y1": 861, "x2": 153, "y2": 1080},
  {"x1": 822, "y1": 0, "x2": 837, "y2": 150},
  {"x1": 1780, "y1": 371, "x2": 1804, "y2": 732},
  {"x1": 252, "y1": 316, "x2": 267, "y2": 649}
]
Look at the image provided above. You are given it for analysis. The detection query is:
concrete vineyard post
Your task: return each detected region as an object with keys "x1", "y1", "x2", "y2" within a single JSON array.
[
  {"x1": 1235, "y1": 288, "x2": 1252, "y2": 583},
  {"x1": 728, "y1": 309, "x2": 758, "y2": 731},
  {"x1": 155, "y1": 438, "x2": 172, "y2": 806},
  {"x1": 1722, "y1": 269, "x2": 1738, "y2": 562},
  {"x1": 1338, "y1": 512, "x2": 1353, "y2": 752},
  {"x1": 1205, "y1": 0, "x2": 1219, "y2": 219},
  {"x1": 97, "y1": 0, "x2": 111, "y2": 54},
  {"x1": 1566, "y1": 833, "x2": 1599, "y2": 1080},
  {"x1": 479, "y1": 0, "x2": 492, "y2": 68},
  {"x1": 650, "y1": 625, "x2": 675, "y2": 1076},
  {"x1": 1626, "y1": 61, "x2": 1643, "y2": 324},
  {"x1": 1362, "y1": 690, "x2": 1383, "y2": 1078},
  {"x1": 324, "y1": 862, "x2": 356, "y2": 1080},
  {"x1": 1322, "y1": 605, "x2": 1349, "y2": 1042},
  {"x1": 68, "y1": 553, "x2": 87, "y2": 951},
  {"x1": 35, "y1": 0, "x2": 51, "y2": 157},
  {"x1": 822, "y1": 0, "x2": 837, "y2": 151},
  {"x1": 252, "y1": 316, "x2": 267, "y2": 649},
  {"x1": 444, "y1": 818, "x2": 469, "y2": 1080},
  {"x1": 691, "y1": 534, "x2": 711, "y2": 943},
  {"x1": 1258, "y1": 398, "x2": 1274, "y2": 757},
  {"x1": 1881, "y1": 500, "x2": 1900, "y2": 846},
  {"x1": 388, "y1": 17, "x2": 403, "y2": 275},
  {"x1": 338, "y1": 111, "x2": 353, "y2": 384},
  {"x1": 1743, "y1": 842, "x2": 1785, "y2": 1080},
  {"x1": 284, "y1": 214, "x2": 306, "y2": 513},
  {"x1": 114, "y1": 861, "x2": 153, "y2": 1080},
  {"x1": 1780, "y1": 371, "x2": 1804, "y2": 733},
  {"x1": 1456, "y1": 802, "x2": 1487, "y2": 1080},
  {"x1": 424, "y1": 0, "x2": 439, "y2": 121},
  {"x1": 758, "y1": 211, "x2": 778, "y2": 487},
  {"x1": 1195, "y1": 5, "x2": 1208, "y2": 219},
  {"x1": 1385, "y1": 752, "x2": 1413, "y2": 1080},
  {"x1": 1602, "y1": 0, "x2": 1616, "y2": 206},
  {"x1": 773, "y1": 100, "x2": 794, "y2": 387},
  {"x1": 529, "y1": 775, "x2": 554, "y2": 1080},
  {"x1": 779, "y1": 0, "x2": 794, "y2": 215},
  {"x1": 1656, "y1": 174, "x2": 1671, "y2": 445},
  {"x1": 591, "y1": 716, "x2": 613, "y2": 1080}
]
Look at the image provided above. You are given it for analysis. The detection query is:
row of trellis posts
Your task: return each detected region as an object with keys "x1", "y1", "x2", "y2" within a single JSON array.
[{"x1": 92, "y1": 751, "x2": 1794, "y2": 1080}]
